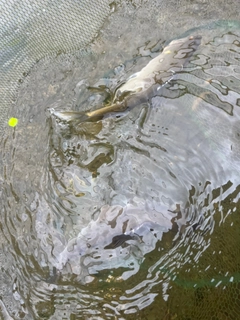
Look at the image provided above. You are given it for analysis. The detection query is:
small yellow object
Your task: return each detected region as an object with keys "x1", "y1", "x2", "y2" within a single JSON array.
[
  {"x1": 165, "y1": 50, "x2": 172, "y2": 54},
  {"x1": 8, "y1": 117, "x2": 18, "y2": 127}
]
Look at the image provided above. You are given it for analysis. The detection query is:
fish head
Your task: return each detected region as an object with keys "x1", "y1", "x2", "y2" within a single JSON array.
[{"x1": 163, "y1": 35, "x2": 202, "y2": 62}]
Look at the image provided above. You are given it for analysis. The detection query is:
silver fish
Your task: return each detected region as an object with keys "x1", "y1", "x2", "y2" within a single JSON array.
[
  {"x1": 56, "y1": 202, "x2": 176, "y2": 281},
  {"x1": 54, "y1": 35, "x2": 201, "y2": 122}
]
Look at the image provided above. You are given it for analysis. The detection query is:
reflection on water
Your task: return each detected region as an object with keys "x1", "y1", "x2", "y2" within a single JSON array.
[{"x1": 1, "y1": 19, "x2": 240, "y2": 320}]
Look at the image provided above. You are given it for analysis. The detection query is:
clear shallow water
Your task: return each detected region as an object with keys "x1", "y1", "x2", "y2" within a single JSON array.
[{"x1": 1, "y1": 6, "x2": 240, "y2": 320}]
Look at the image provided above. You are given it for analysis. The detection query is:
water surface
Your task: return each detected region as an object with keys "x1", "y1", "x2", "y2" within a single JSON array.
[{"x1": 1, "y1": 3, "x2": 240, "y2": 319}]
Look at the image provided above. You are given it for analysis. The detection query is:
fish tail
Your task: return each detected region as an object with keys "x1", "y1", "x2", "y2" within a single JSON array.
[
  {"x1": 52, "y1": 101, "x2": 126, "y2": 123},
  {"x1": 52, "y1": 110, "x2": 94, "y2": 122}
]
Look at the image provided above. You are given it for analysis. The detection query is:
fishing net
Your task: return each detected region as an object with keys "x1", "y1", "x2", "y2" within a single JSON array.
[{"x1": 0, "y1": 0, "x2": 110, "y2": 133}]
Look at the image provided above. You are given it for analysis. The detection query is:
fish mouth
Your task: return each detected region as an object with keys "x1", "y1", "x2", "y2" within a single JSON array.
[
  {"x1": 188, "y1": 35, "x2": 202, "y2": 50},
  {"x1": 189, "y1": 35, "x2": 202, "y2": 40},
  {"x1": 168, "y1": 35, "x2": 201, "y2": 55},
  {"x1": 189, "y1": 35, "x2": 202, "y2": 47}
]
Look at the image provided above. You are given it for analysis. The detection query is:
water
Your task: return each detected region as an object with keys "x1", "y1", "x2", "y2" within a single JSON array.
[{"x1": 1, "y1": 2, "x2": 240, "y2": 319}]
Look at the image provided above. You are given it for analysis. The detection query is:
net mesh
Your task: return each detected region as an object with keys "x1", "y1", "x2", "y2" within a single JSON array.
[
  {"x1": 0, "y1": 0, "x2": 110, "y2": 133},
  {"x1": 125, "y1": 186, "x2": 240, "y2": 319}
]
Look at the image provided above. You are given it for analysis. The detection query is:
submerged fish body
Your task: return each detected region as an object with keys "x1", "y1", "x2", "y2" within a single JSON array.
[
  {"x1": 53, "y1": 35, "x2": 201, "y2": 122},
  {"x1": 114, "y1": 35, "x2": 202, "y2": 101},
  {"x1": 56, "y1": 201, "x2": 177, "y2": 282}
]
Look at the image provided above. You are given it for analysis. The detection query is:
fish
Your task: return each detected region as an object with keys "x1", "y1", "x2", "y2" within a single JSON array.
[
  {"x1": 55, "y1": 201, "x2": 177, "y2": 282},
  {"x1": 53, "y1": 35, "x2": 201, "y2": 122}
]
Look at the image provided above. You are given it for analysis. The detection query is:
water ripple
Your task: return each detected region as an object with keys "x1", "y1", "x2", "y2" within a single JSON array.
[{"x1": 1, "y1": 24, "x2": 240, "y2": 318}]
